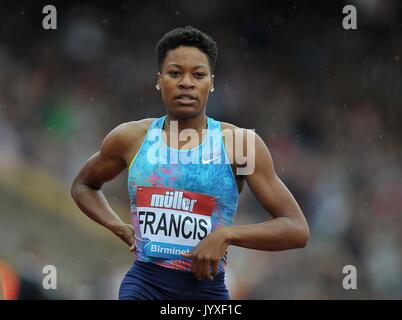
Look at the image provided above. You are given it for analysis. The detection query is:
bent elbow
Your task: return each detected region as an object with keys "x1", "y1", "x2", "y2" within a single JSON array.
[
  {"x1": 70, "y1": 178, "x2": 82, "y2": 202},
  {"x1": 295, "y1": 223, "x2": 310, "y2": 248},
  {"x1": 70, "y1": 181, "x2": 78, "y2": 201}
]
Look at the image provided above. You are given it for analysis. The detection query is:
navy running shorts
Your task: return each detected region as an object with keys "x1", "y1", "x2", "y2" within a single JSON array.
[{"x1": 119, "y1": 260, "x2": 230, "y2": 300}]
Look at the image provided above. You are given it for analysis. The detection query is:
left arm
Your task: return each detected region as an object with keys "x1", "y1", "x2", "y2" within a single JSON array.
[
  {"x1": 226, "y1": 130, "x2": 309, "y2": 251},
  {"x1": 182, "y1": 130, "x2": 309, "y2": 279}
]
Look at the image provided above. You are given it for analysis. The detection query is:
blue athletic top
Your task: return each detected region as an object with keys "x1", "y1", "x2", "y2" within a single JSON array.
[{"x1": 127, "y1": 115, "x2": 239, "y2": 272}]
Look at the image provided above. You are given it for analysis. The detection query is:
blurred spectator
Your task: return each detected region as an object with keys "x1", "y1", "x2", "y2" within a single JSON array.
[
  {"x1": 0, "y1": 1, "x2": 401, "y2": 299},
  {"x1": 0, "y1": 260, "x2": 48, "y2": 300}
]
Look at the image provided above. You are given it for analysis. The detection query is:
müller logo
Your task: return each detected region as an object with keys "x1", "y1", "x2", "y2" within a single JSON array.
[
  {"x1": 150, "y1": 190, "x2": 198, "y2": 212},
  {"x1": 135, "y1": 186, "x2": 216, "y2": 259}
]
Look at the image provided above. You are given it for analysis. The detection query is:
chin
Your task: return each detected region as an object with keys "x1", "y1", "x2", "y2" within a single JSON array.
[{"x1": 167, "y1": 105, "x2": 203, "y2": 119}]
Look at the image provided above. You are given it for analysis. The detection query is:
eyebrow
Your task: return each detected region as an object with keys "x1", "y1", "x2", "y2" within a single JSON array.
[{"x1": 166, "y1": 63, "x2": 208, "y2": 69}]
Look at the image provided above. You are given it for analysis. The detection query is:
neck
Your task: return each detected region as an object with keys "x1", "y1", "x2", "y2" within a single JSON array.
[{"x1": 164, "y1": 114, "x2": 207, "y2": 131}]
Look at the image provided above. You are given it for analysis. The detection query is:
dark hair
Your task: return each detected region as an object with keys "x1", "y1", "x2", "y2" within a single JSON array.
[{"x1": 156, "y1": 26, "x2": 218, "y2": 72}]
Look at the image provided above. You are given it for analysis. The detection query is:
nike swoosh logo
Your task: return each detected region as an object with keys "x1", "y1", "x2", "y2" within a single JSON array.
[{"x1": 202, "y1": 156, "x2": 220, "y2": 164}]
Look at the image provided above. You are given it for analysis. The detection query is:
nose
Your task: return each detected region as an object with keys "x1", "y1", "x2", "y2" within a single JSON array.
[{"x1": 178, "y1": 73, "x2": 195, "y2": 89}]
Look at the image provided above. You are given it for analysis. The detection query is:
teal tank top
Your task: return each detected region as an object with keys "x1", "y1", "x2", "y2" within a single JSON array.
[{"x1": 127, "y1": 115, "x2": 239, "y2": 272}]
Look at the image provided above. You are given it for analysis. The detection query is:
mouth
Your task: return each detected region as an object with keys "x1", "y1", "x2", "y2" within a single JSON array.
[{"x1": 174, "y1": 93, "x2": 197, "y2": 105}]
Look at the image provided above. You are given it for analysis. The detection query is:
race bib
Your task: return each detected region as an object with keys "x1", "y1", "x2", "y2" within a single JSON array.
[{"x1": 136, "y1": 186, "x2": 216, "y2": 259}]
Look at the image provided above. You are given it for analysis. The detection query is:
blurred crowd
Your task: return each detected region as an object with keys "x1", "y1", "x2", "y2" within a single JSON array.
[{"x1": 1, "y1": 1, "x2": 402, "y2": 299}]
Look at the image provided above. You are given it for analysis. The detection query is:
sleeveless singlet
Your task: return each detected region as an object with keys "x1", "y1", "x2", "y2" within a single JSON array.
[{"x1": 127, "y1": 115, "x2": 239, "y2": 272}]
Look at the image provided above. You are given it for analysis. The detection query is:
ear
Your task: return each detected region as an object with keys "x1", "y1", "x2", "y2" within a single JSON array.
[
  {"x1": 156, "y1": 72, "x2": 161, "y2": 90},
  {"x1": 210, "y1": 74, "x2": 215, "y2": 92}
]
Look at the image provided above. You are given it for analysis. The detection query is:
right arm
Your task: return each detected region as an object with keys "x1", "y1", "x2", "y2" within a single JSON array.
[{"x1": 70, "y1": 123, "x2": 136, "y2": 251}]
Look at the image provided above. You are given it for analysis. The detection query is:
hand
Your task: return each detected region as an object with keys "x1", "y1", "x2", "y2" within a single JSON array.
[
  {"x1": 181, "y1": 227, "x2": 231, "y2": 280},
  {"x1": 110, "y1": 222, "x2": 136, "y2": 253}
]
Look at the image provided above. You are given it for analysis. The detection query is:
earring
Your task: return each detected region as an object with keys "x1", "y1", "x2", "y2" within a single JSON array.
[
  {"x1": 156, "y1": 84, "x2": 160, "y2": 91},
  {"x1": 210, "y1": 88, "x2": 214, "y2": 93}
]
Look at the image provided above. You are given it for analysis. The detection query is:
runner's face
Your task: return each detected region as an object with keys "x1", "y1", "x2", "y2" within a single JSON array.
[{"x1": 158, "y1": 46, "x2": 214, "y2": 119}]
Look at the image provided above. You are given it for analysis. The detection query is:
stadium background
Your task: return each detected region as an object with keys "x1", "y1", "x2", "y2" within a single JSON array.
[{"x1": 0, "y1": 0, "x2": 401, "y2": 299}]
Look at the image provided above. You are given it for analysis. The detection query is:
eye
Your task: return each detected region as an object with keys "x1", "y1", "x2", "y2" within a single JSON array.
[
  {"x1": 194, "y1": 72, "x2": 207, "y2": 79},
  {"x1": 168, "y1": 71, "x2": 181, "y2": 77}
]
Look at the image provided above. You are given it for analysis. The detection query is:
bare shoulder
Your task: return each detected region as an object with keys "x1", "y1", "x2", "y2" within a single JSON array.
[
  {"x1": 219, "y1": 121, "x2": 260, "y2": 142},
  {"x1": 115, "y1": 118, "x2": 156, "y2": 139},
  {"x1": 219, "y1": 120, "x2": 267, "y2": 168},
  {"x1": 100, "y1": 118, "x2": 156, "y2": 161},
  {"x1": 220, "y1": 121, "x2": 239, "y2": 131},
  {"x1": 219, "y1": 121, "x2": 255, "y2": 135}
]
